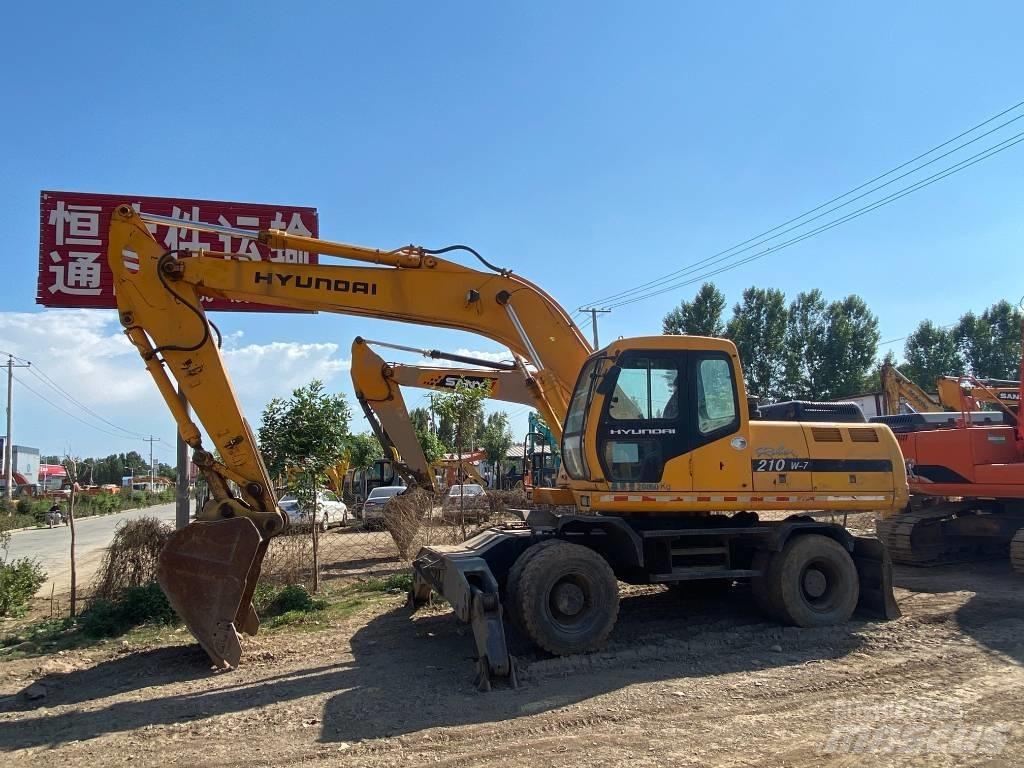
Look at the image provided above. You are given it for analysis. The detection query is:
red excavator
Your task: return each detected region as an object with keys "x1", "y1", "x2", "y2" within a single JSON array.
[{"x1": 874, "y1": 324, "x2": 1024, "y2": 573}]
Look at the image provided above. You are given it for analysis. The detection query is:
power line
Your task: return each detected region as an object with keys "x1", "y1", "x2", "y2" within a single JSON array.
[
  {"x1": 602, "y1": 128, "x2": 1024, "y2": 310},
  {"x1": 25, "y1": 364, "x2": 147, "y2": 439},
  {"x1": 582, "y1": 98, "x2": 1024, "y2": 308},
  {"x1": 13, "y1": 374, "x2": 144, "y2": 441}
]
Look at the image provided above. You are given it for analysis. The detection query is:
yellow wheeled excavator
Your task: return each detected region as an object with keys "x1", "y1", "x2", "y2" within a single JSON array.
[{"x1": 107, "y1": 205, "x2": 906, "y2": 685}]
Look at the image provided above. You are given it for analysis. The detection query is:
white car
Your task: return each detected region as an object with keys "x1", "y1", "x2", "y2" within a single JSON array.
[{"x1": 279, "y1": 490, "x2": 349, "y2": 532}]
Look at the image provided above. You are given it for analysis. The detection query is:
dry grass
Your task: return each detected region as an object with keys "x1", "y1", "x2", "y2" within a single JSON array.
[
  {"x1": 90, "y1": 517, "x2": 173, "y2": 601},
  {"x1": 383, "y1": 487, "x2": 433, "y2": 559}
]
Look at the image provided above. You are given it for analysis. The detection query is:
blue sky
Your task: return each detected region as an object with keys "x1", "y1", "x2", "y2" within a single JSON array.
[{"x1": 1, "y1": 2, "x2": 1022, "y2": 459}]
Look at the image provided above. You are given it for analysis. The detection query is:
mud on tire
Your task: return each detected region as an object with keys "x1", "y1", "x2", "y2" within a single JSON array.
[{"x1": 515, "y1": 540, "x2": 619, "y2": 656}]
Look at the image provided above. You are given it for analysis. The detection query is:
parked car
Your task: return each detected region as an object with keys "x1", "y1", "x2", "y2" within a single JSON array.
[
  {"x1": 441, "y1": 483, "x2": 490, "y2": 523},
  {"x1": 279, "y1": 489, "x2": 349, "y2": 532},
  {"x1": 360, "y1": 485, "x2": 406, "y2": 529}
]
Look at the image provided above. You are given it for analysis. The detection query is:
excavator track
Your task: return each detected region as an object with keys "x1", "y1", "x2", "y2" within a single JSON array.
[
  {"x1": 877, "y1": 502, "x2": 1024, "y2": 567},
  {"x1": 876, "y1": 507, "x2": 952, "y2": 565},
  {"x1": 1012, "y1": 527, "x2": 1024, "y2": 575}
]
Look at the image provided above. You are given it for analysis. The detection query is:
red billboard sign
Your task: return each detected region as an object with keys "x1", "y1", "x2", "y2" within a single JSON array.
[{"x1": 38, "y1": 191, "x2": 319, "y2": 311}]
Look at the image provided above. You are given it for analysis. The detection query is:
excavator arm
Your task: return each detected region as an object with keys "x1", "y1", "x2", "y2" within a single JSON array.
[
  {"x1": 880, "y1": 361, "x2": 940, "y2": 415},
  {"x1": 350, "y1": 337, "x2": 541, "y2": 491},
  {"x1": 107, "y1": 205, "x2": 589, "y2": 667}
]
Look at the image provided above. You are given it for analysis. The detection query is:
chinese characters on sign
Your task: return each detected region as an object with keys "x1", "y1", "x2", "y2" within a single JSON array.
[{"x1": 38, "y1": 191, "x2": 319, "y2": 311}]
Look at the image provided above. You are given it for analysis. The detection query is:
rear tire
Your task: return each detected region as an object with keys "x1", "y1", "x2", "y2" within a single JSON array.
[
  {"x1": 767, "y1": 534, "x2": 858, "y2": 627},
  {"x1": 516, "y1": 540, "x2": 619, "y2": 655}
]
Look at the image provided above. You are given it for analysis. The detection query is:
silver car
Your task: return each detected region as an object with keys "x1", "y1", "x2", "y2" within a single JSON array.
[
  {"x1": 360, "y1": 485, "x2": 406, "y2": 529},
  {"x1": 279, "y1": 490, "x2": 349, "y2": 532}
]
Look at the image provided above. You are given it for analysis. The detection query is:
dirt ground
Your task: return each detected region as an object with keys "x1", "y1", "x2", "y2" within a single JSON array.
[{"x1": 1, "y1": 524, "x2": 1022, "y2": 767}]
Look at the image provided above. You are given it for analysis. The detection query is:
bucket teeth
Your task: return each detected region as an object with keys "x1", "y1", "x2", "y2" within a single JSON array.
[{"x1": 156, "y1": 517, "x2": 265, "y2": 669}]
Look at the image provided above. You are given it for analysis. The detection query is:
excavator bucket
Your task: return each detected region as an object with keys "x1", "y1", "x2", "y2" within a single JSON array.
[{"x1": 157, "y1": 517, "x2": 267, "y2": 669}]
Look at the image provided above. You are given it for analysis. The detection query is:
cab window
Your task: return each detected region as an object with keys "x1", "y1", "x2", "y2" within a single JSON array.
[
  {"x1": 697, "y1": 356, "x2": 738, "y2": 435},
  {"x1": 608, "y1": 358, "x2": 681, "y2": 421},
  {"x1": 600, "y1": 354, "x2": 685, "y2": 483}
]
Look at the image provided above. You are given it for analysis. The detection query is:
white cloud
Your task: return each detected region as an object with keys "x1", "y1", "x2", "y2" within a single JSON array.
[{"x1": 0, "y1": 310, "x2": 352, "y2": 457}]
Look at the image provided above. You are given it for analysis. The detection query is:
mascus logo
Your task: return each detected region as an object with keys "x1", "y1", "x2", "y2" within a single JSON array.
[
  {"x1": 609, "y1": 428, "x2": 676, "y2": 436},
  {"x1": 254, "y1": 272, "x2": 377, "y2": 295}
]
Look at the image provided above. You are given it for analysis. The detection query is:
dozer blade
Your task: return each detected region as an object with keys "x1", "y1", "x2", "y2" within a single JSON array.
[
  {"x1": 157, "y1": 517, "x2": 266, "y2": 669},
  {"x1": 851, "y1": 535, "x2": 901, "y2": 620}
]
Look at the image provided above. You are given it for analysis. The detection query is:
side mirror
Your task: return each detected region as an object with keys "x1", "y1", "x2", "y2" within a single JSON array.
[{"x1": 595, "y1": 365, "x2": 621, "y2": 396}]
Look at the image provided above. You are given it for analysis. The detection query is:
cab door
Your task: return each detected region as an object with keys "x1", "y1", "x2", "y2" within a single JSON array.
[{"x1": 688, "y1": 352, "x2": 753, "y2": 494}]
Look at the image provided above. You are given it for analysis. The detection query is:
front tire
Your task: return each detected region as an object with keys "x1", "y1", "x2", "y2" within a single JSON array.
[
  {"x1": 515, "y1": 540, "x2": 619, "y2": 655},
  {"x1": 767, "y1": 534, "x2": 859, "y2": 627}
]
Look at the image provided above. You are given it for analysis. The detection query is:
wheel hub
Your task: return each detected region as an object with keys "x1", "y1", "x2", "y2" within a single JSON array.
[
  {"x1": 802, "y1": 567, "x2": 827, "y2": 599},
  {"x1": 552, "y1": 581, "x2": 585, "y2": 617}
]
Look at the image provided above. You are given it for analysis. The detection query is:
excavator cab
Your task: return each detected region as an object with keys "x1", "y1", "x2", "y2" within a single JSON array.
[{"x1": 563, "y1": 337, "x2": 753, "y2": 504}]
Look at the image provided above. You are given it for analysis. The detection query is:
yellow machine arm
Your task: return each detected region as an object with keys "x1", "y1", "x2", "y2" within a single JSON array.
[
  {"x1": 880, "y1": 361, "x2": 940, "y2": 415},
  {"x1": 936, "y1": 376, "x2": 1020, "y2": 414},
  {"x1": 350, "y1": 337, "x2": 540, "y2": 491}
]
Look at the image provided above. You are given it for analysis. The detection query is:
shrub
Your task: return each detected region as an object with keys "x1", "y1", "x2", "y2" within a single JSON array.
[
  {"x1": 0, "y1": 557, "x2": 46, "y2": 617},
  {"x1": 383, "y1": 487, "x2": 432, "y2": 559},
  {"x1": 79, "y1": 583, "x2": 175, "y2": 637},
  {"x1": 262, "y1": 584, "x2": 326, "y2": 616},
  {"x1": 92, "y1": 517, "x2": 173, "y2": 601}
]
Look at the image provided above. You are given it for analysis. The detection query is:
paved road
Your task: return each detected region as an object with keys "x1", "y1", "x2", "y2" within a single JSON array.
[{"x1": 4, "y1": 502, "x2": 178, "y2": 595}]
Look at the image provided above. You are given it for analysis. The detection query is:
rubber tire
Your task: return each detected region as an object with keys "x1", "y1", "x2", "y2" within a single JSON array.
[
  {"x1": 504, "y1": 539, "x2": 561, "y2": 629},
  {"x1": 750, "y1": 550, "x2": 781, "y2": 620},
  {"x1": 767, "y1": 534, "x2": 859, "y2": 628},
  {"x1": 515, "y1": 540, "x2": 619, "y2": 656}
]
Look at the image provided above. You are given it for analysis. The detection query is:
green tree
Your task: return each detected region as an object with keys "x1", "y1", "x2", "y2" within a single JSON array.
[
  {"x1": 409, "y1": 408, "x2": 445, "y2": 464},
  {"x1": 726, "y1": 287, "x2": 789, "y2": 400},
  {"x1": 480, "y1": 412, "x2": 514, "y2": 480},
  {"x1": 347, "y1": 432, "x2": 383, "y2": 472},
  {"x1": 432, "y1": 382, "x2": 489, "y2": 468},
  {"x1": 819, "y1": 296, "x2": 880, "y2": 398},
  {"x1": 783, "y1": 289, "x2": 828, "y2": 399},
  {"x1": 903, "y1": 321, "x2": 963, "y2": 388},
  {"x1": 662, "y1": 282, "x2": 727, "y2": 336},
  {"x1": 257, "y1": 380, "x2": 352, "y2": 593},
  {"x1": 955, "y1": 300, "x2": 1022, "y2": 380}
]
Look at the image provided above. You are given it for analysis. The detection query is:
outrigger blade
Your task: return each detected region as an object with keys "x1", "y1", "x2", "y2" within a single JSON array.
[
  {"x1": 851, "y1": 536, "x2": 902, "y2": 620},
  {"x1": 157, "y1": 517, "x2": 267, "y2": 669}
]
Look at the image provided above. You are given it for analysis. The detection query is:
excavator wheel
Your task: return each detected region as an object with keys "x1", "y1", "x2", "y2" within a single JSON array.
[
  {"x1": 767, "y1": 534, "x2": 859, "y2": 628},
  {"x1": 1011, "y1": 528, "x2": 1024, "y2": 575},
  {"x1": 514, "y1": 540, "x2": 619, "y2": 656},
  {"x1": 503, "y1": 539, "x2": 560, "y2": 631}
]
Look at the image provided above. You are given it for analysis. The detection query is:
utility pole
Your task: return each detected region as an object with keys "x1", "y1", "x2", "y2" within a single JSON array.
[
  {"x1": 577, "y1": 307, "x2": 611, "y2": 349},
  {"x1": 142, "y1": 436, "x2": 161, "y2": 491},
  {"x1": 5, "y1": 354, "x2": 30, "y2": 503}
]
